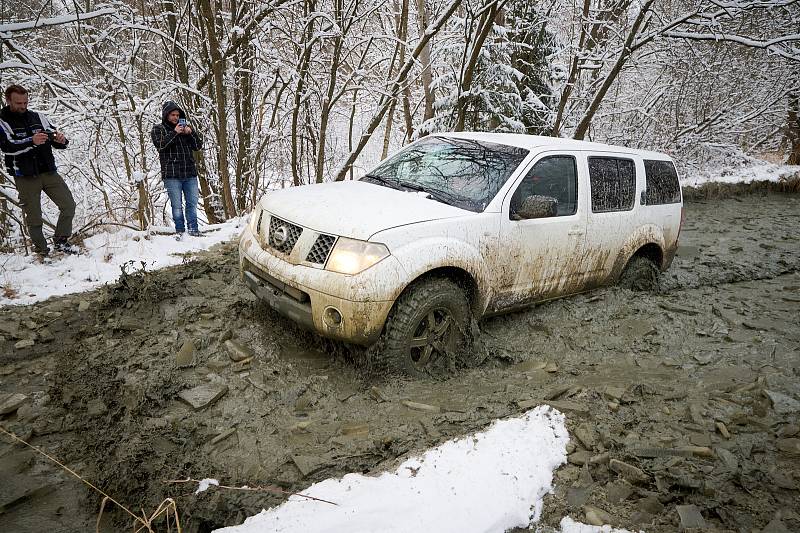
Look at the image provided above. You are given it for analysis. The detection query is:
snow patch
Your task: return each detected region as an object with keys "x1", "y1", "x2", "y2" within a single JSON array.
[{"x1": 214, "y1": 405, "x2": 569, "y2": 533}]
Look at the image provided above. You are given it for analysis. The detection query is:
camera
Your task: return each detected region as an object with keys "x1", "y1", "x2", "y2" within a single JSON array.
[
  {"x1": 45, "y1": 130, "x2": 56, "y2": 142},
  {"x1": 178, "y1": 118, "x2": 187, "y2": 127}
]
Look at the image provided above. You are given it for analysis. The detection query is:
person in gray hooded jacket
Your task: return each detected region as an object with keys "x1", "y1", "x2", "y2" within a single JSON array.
[{"x1": 151, "y1": 100, "x2": 203, "y2": 238}]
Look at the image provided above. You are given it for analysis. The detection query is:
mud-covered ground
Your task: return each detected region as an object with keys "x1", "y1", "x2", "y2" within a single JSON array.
[{"x1": 1, "y1": 194, "x2": 799, "y2": 533}]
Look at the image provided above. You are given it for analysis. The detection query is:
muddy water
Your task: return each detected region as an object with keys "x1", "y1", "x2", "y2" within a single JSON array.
[{"x1": 1, "y1": 194, "x2": 799, "y2": 532}]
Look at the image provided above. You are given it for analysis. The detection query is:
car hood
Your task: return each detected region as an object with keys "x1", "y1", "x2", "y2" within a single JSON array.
[{"x1": 259, "y1": 180, "x2": 469, "y2": 240}]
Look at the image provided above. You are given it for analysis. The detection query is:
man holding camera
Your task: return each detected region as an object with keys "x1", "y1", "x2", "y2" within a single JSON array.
[
  {"x1": 0, "y1": 84, "x2": 75, "y2": 258},
  {"x1": 151, "y1": 100, "x2": 203, "y2": 239}
]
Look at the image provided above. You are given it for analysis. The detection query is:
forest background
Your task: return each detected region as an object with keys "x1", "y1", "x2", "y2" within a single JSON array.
[{"x1": 0, "y1": 0, "x2": 798, "y2": 251}]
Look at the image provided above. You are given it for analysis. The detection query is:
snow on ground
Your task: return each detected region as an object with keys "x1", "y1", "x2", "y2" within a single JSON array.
[
  {"x1": 680, "y1": 145, "x2": 798, "y2": 188},
  {"x1": 0, "y1": 218, "x2": 246, "y2": 306},
  {"x1": 215, "y1": 405, "x2": 572, "y2": 533}
]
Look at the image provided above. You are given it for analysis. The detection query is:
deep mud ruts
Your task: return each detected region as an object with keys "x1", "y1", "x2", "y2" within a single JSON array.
[{"x1": 1, "y1": 194, "x2": 799, "y2": 532}]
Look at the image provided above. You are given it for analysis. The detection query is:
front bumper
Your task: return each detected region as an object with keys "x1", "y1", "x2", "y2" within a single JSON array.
[{"x1": 238, "y1": 224, "x2": 405, "y2": 345}]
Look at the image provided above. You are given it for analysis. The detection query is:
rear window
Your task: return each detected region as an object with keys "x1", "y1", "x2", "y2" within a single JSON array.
[
  {"x1": 588, "y1": 157, "x2": 635, "y2": 213},
  {"x1": 643, "y1": 159, "x2": 681, "y2": 205}
]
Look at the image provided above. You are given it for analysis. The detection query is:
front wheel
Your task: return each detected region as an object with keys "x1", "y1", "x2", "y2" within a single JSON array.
[
  {"x1": 619, "y1": 255, "x2": 661, "y2": 291},
  {"x1": 380, "y1": 278, "x2": 477, "y2": 378}
]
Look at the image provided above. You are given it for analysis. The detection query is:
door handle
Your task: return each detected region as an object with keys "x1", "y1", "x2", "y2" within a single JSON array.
[{"x1": 568, "y1": 229, "x2": 584, "y2": 236}]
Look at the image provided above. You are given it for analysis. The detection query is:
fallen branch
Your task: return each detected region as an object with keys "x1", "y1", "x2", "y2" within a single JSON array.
[
  {"x1": 163, "y1": 477, "x2": 338, "y2": 506},
  {"x1": 0, "y1": 425, "x2": 182, "y2": 532}
]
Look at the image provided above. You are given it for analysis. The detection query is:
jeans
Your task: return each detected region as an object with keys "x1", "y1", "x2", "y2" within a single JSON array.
[
  {"x1": 16, "y1": 171, "x2": 76, "y2": 254},
  {"x1": 164, "y1": 177, "x2": 199, "y2": 233}
]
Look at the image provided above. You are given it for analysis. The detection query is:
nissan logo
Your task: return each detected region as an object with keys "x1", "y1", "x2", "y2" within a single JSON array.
[{"x1": 272, "y1": 225, "x2": 289, "y2": 246}]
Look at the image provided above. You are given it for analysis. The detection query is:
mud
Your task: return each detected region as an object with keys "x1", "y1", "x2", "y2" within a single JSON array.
[{"x1": 1, "y1": 194, "x2": 799, "y2": 532}]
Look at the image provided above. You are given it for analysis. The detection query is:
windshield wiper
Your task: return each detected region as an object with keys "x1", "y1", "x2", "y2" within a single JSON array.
[
  {"x1": 361, "y1": 174, "x2": 403, "y2": 190},
  {"x1": 399, "y1": 181, "x2": 471, "y2": 209}
]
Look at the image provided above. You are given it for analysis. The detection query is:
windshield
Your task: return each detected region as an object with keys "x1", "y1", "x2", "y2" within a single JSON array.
[{"x1": 360, "y1": 136, "x2": 529, "y2": 212}]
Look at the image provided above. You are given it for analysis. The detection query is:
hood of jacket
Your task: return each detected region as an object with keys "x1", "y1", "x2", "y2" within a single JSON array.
[{"x1": 161, "y1": 101, "x2": 185, "y2": 124}]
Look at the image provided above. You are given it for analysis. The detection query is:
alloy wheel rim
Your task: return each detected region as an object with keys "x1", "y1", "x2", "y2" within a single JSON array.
[{"x1": 407, "y1": 306, "x2": 456, "y2": 371}]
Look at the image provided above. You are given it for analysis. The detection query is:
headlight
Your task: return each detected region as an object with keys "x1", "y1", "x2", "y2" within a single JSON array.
[
  {"x1": 248, "y1": 205, "x2": 263, "y2": 232},
  {"x1": 326, "y1": 238, "x2": 390, "y2": 275}
]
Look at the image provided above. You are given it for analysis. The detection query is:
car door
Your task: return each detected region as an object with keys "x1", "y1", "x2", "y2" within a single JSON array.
[{"x1": 492, "y1": 152, "x2": 587, "y2": 312}]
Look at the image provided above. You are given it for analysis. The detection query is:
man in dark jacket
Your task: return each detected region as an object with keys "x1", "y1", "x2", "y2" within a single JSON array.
[
  {"x1": 0, "y1": 84, "x2": 76, "y2": 257},
  {"x1": 151, "y1": 100, "x2": 204, "y2": 238}
]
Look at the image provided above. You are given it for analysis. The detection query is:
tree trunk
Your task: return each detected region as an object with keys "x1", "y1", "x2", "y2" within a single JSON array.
[
  {"x1": 454, "y1": 1, "x2": 502, "y2": 132},
  {"x1": 787, "y1": 93, "x2": 800, "y2": 165},
  {"x1": 292, "y1": 0, "x2": 318, "y2": 186},
  {"x1": 415, "y1": 0, "x2": 435, "y2": 123},
  {"x1": 316, "y1": 0, "x2": 344, "y2": 183},
  {"x1": 197, "y1": 0, "x2": 236, "y2": 217}
]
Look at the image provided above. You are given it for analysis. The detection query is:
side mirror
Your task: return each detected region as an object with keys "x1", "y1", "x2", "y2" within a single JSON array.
[{"x1": 515, "y1": 195, "x2": 558, "y2": 220}]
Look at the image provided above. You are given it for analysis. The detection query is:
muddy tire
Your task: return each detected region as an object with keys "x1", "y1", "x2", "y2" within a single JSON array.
[
  {"x1": 380, "y1": 278, "x2": 477, "y2": 378},
  {"x1": 619, "y1": 255, "x2": 661, "y2": 291}
]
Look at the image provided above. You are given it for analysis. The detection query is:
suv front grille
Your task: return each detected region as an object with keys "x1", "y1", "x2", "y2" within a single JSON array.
[
  {"x1": 306, "y1": 234, "x2": 336, "y2": 264},
  {"x1": 268, "y1": 216, "x2": 302, "y2": 255}
]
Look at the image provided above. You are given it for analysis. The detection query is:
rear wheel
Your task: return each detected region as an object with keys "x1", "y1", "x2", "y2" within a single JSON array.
[
  {"x1": 380, "y1": 278, "x2": 477, "y2": 378},
  {"x1": 619, "y1": 255, "x2": 661, "y2": 291}
]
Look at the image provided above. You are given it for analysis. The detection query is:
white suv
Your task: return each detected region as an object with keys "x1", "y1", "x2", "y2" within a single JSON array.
[{"x1": 239, "y1": 133, "x2": 683, "y2": 376}]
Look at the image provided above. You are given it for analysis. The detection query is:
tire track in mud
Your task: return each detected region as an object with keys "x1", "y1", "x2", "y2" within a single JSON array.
[{"x1": 0, "y1": 194, "x2": 798, "y2": 532}]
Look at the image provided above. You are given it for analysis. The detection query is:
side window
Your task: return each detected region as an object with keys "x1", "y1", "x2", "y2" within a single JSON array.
[
  {"x1": 588, "y1": 157, "x2": 635, "y2": 213},
  {"x1": 643, "y1": 159, "x2": 680, "y2": 205},
  {"x1": 509, "y1": 155, "x2": 577, "y2": 218}
]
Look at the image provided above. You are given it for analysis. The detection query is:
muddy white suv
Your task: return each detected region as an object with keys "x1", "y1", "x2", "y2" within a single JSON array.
[{"x1": 239, "y1": 133, "x2": 683, "y2": 376}]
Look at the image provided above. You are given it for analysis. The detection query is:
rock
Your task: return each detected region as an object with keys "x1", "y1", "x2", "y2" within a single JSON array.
[
  {"x1": 574, "y1": 423, "x2": 597, "y2": 450},
  {"x1": 116, "y1": 317, "x2": 143, "y2": 331},
  {"x1": 602, "y1": 386, "x2": 625, "y2": 401},
  {"x1": 218, "y1": 329, "x2": 233, "y2": 343},
  {"x1": 567, "y1": 485, "x2": 591, "y2": 507},
  {"x1": 340, "y1": 423, "x2": 369, "y2": 437},
  {"x1": 14, "y1": 339, "x2": 34, "y2": 349},
  {"x1": 568, "y1": 450, "x2": 593, "y2": 466},
  {"x1": 761, "y1": 516, "x2": 791, "y2": 533},
  {"x1": 0, "y1": 320, "x2": 23, "y2": 339},
  {"x1": 764, "y1": 390, "x2": 800, "y2": 415},
  {"x1": 224, "y1": 339, "x2": 254, "y2": 362},
  {"x1": 0, "y1": 393, "x2": 27, "y2": 415},
  {"x1": 609, "y1": 459, "x2": 649, "y2": 483},
  {"x1": 776, "y1": 438, "x2": 800, "y2": 456},
  {"x1": 369, "y1": 386, "x2": 388, "y2": 403},
  {"x1": 605, "y1": 480, "x2": 633, "y2": 504},
  {"x1": 178, "y1": 383, "x2": 228, "y2": 411},
  {"x1": 676, "y1": 504, "x2": 706, "y2": 529},
  {"x1": 716, "y1": 447, "x2": 738, "y2": 469},
  {"x1": 86, "y1": 399, "x2": 107, "y2": 417},
  {"x1": 716, "y1": 421, "x2": 731, "y2": 439},
  {"x1": 777, "y1": 424, "x2": 799, "y2": 438},
  {"x1": 546, "y1": 400, "x2": 589, "y2": 415},
  {"x1": 206, "y1": 359, "x2": 229, "y2": 372},
  {"x1": 637, "y1": 495, "x2": 664, "y2": 515},
  {"x1": 291, "y1": 454, "x2": 330, "y2": 477},
  {"x1": 512, "y1": 360, "x2": 547, "y2": 372},
  {"x1": 401, "y1": 400, "x2": 440, "y2": 413},
  {"x1": 629, "y1": 511, "x2": 654, "y2": 525},
  {"x1": 77, "y1": 300, "x2": 90, "y2": 312},
  {"x1": 589, "y1": 452, "x2": 610, "y2": 464},
  {"x1": 770, "y1": 470, "x2": 797, "y2": 490},
  {"x1": 176, "y1": 339, "x2": 196, "y2": 367},
  {"x1": 583, "y1": 505, "x2": 613, "y2": 526}
]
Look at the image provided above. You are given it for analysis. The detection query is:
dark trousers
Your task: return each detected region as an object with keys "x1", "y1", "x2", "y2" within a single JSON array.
[{"x1": 16, "y1": 171, "x2": 76, "y2": 254}]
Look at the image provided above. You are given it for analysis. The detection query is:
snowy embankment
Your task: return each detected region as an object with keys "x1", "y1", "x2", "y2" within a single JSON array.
[
  {"x1": 213, "y1": 406, "x2": 631, "y2": 533},
  {"x1": 0, "y1": 218, "x2": 246, "y2": 306}
]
